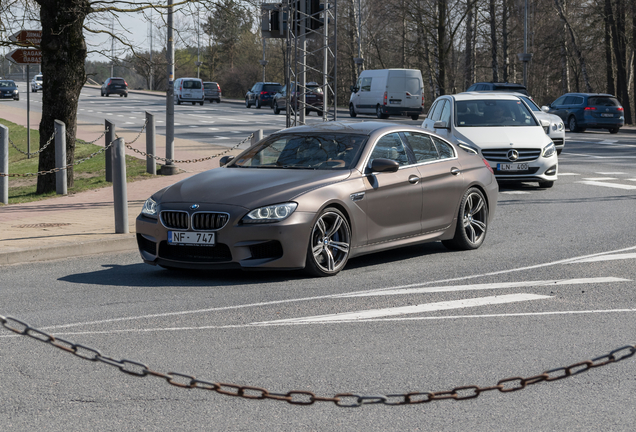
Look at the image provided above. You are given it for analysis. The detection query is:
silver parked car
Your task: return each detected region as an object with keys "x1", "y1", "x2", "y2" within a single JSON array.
[
  {"x1": 203, "y1": 81, "x2": 221, "y2": 103},
  {"x1": 136, "y1": 121, "x2": 498, "y2": 276}
]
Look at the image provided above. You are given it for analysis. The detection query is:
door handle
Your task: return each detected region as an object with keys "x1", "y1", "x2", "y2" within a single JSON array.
[
  {"x1": 408, "y1": 175, "x2": 420, "y2": 184},
  {"x1": 450, "y1": 167, "x2": 461, "y2": 175}
]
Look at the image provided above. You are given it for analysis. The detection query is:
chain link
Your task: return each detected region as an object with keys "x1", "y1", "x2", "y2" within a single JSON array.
[
  {"x1": 116, "y1": 118, "x2": 147, "y2": 145},
  {"x1": 1, "y1": 314, "x2": 633, "y2": 408},
  {"x1": 8, "y1": 131, "x2": 56, "y2": 156}
]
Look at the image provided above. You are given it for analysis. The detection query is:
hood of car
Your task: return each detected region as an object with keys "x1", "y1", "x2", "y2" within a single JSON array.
[
  {"x1": 158, "y1": 167, "x2": 351, "y2": 208},
  {"x1": 453, "y1": 126, "x2": 551, "y2": 149}
]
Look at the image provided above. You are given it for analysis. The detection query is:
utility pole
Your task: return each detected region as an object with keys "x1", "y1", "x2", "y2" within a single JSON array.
[
  {"x1": 164, "y1": 0, "x2": 177, "y2": 175},
  {"x1": 196, "y1": 4, "x2": 201, "y2": 79},
  {"x1": 111, "y1": 17, "x2": 115, "y2": 77},
  {"x1": 149, "y1": 9, "x2": 153, "y2": 90}
]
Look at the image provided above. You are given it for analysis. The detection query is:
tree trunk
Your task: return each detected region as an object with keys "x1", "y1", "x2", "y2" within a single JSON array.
[
  {"x1": 502, "y1": 0, "x2": 508, "y2": 82},
  {"x1": 633, "y1": 1, "x2": 636, "y2": 123},
  {"x1": 604, "y1": 0, "x2": 615, "y2": 95},
  {"x1": 464, "y1": 0, "x2": 474, "y2": 90},
  {"x1": 489, "y1": 0, "x2": 498, "y2": 82},
  {"x1": 437, "y1": 0, "x2": 447, "y2": 94},
  {"x1": 36, "y1": 0, "x2": 89, "y2": 193},
  {"x1": 611, "y1": 0, "x2": 631, "y2": 123},
  {"x1": 553, "y1": 0, "x2": 592, "y2": 92}
]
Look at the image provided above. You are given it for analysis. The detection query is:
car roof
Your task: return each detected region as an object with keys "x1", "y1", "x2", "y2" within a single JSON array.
[
  {"x1": 451, "y1": 92, "x2": 522, "y2": 101},
  {"x1": 563, "y1": 92, "x2": 614, "y2": 97},
  {"x1": 276, "y1": 121, "x2": 421, "y2": 136}
]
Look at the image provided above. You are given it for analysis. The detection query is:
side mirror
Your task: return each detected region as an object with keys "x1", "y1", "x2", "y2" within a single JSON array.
[
  {"x1": 541, "y1": 106, "x2": 550, "y2": 112},
  {"x1": 350, "y1": 85, "x2": 359, "y2": 93},
  {"x1": 219, "y1": 155, "x2": 235, "y2": 166},
  {"x1": 540, "y1": 119, "x2": 551, "y2": 134},
  {"x1": 433, "y1": 120, "x2": 449, "y2": 129},
  {"x1": 369, "y1": 158, "x2": 400, "y2": 173}
]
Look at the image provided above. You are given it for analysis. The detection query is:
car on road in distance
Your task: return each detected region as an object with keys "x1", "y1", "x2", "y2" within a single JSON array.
[
  {"x1": 272, "y1": 81, "x2": 324, "y2": 116},
  {"x1": 349, "y1": 68, "x2": 424, "y2": 120},
  {"x1": 466, "y1": 81, "x2": 529, "y2": 96},
  {"x1": 174, "y1": 77, "x2": 205, "y2": 105},
  {"x1": 136, "y1": 121, "x2": 498, "y2": 276},
  {"x1": 101, "y1": 77, "x2": 128, "y2": 97},
  {"x1": 541, "y1": 93, "x2": 624, "y2": 134},
  {"x1": 0, "y1": 80, "x2": 19, "y2": 101},
  {"x1": 245, "y1": 82, "x2": 282, "y2": 108},
  {"x1": 516, "y1": 94, "x2": 565, "y2": 155},
  {"x1": 203, "y1": 81, "x2": 222, "y2": 103},
  {"x1": 31, "y1": 74, "x2": 43, "y2": 92},
  {"x1": 422, "y1": 93, "x2": 558, "y2": 188}
]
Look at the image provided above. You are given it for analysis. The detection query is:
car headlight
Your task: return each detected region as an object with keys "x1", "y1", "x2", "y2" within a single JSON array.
[
  {"x1": 542, "y1": 142, "x2": 556, "y2": 158},
  {"x1": 141, "y1": 197, "x2": 158, "y2": 218},
  {"x1": 13, "y1": 90, "x2": 18, "y2": 94},
  {"x1": 556, "y1": 122, "x2": 564, "y2": 131},
  {"x1": 243, "y1": 203, "x2": 297, "y2": 224}
]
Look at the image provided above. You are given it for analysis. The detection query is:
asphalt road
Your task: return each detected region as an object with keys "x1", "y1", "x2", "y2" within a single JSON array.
[{"x1": 1, "y1": 107, "x2": 636, "y2": 430}]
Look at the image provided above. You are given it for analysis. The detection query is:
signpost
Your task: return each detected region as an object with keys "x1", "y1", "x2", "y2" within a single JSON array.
[{"x1": 5, "y1": 30, "x2": 42, "y2": 158}]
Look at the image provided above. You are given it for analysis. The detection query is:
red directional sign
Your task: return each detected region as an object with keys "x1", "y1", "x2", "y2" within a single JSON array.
[
  {"x1": 5, "y1": 49, "x2": 42, "y2": 65},
  {"x1": 9, "y1": 30, "x2": 42, "y2": 46}
]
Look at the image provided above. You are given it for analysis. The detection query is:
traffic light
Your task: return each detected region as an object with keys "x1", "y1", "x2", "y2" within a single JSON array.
[
  {"x1": 261, "y1": 3, "x2": 285, "y2": 38},
  {"x1": 308, "y1": 0, "x2": 324, "y2": 30}
]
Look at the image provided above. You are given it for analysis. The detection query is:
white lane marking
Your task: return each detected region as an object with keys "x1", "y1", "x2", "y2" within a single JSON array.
[
  {"x1": 218, "y1": 117, "x2": 247, "y2": 122},
  {"x1": 500, "y1": 191, "x2": 531, "y2": 195},
  {"x1": 5, "y1": 308, "x2": 636, "y2": 338},
  {"x1": 596, "y1": 172, "x2": 625, "y2": 175},
  {"x1": 213, "y1": 136, "x2": 230, "y2": 139},
  {"x1": 558, "y1": 173, "x2": 580, "y2": 176},
  {"x1": 124, "y1": 122, "x2": 134, "y2": 124},
  {"x1": 254, "y1": 294, "x2": 551, "y2": 324},
  {"x1": 35, "y1": 244, "x2": 636, "y2": 331},
  {"x1": 577, "y1": 181, "x2": 636, "y2": 190},
  {"x1": 583, "y1": 178, "x2": 616, "y2": 181},
  {"x1": 567, "y1": 253, "x2": 636, "y2": 264},
  {"x1": 628, "y1": 179, "x2": 636, "y2": 182},
  {"x1": 335, "y1": 277, "x2": 629, "y2": 298},
  {"x1": 208, "y1": 128, "x2": 219, "y2": 130}
]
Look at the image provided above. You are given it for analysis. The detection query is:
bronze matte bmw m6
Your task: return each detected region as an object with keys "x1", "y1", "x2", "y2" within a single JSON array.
[{"x1": 136, "y1": 121, "x2": 498, "y2": 276}]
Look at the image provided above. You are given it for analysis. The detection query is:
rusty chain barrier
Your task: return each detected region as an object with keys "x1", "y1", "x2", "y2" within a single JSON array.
[
  {"x1": 1, "y1": 314, "x2": 634, "y2": 407},
  {"x1": 1, "y1": 119, "x2": 253, "y2": 177},
  {"x1": 9, "y1": 131, "x2": 56, "y2": 157}
]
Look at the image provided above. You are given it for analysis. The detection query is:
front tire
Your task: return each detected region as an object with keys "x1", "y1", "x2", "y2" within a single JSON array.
[
  {"x1": 245, "y1": 98, "x2": 251, "y2": 108},
  {"x1": 376, "y1": 105, "x2": 388, "y2": 119},
  {"x1": 609, "y1": 127, "x2": 619, "y2": 134},
  {"x1": 442, "y1": 188, "x2": 488, "y2": 251},
  {"x1": 568, "y1": 116, "x2": 580, "y2": 132},
  {"x1": 305, "y1": 208, "x2": 351, "y2": 277},
  {"x1": 411, "y1": 114, "x2": 420, "y2": 120},
  {"x1": 273, "y1": 102, "x2": 281, "y2": 115},
  {"x1": 349, "y1": 104, "x2": 357, "y2": 118}
]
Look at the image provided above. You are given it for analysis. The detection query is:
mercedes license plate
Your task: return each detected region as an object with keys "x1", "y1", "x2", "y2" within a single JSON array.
[
  {"x1": 168, "y1": 231, "x2": 215, "y2": 246},
  {"x1": 497, "y1": 163, "x2": 529, "y2": 171}
]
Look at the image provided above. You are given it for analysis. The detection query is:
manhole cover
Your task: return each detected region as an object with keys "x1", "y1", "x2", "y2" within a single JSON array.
[{"x1": 13, "y1": 223, "x2": 72, "y2": 228}]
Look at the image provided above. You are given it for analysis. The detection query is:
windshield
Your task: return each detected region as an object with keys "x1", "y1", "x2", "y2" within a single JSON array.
[
  {"x1": 518, "y1": 96, "x2": 540, "y2": 111},
  {"x1": 0, "y1": 81, "x2": 16, "y2": 88},
  {"x1": 455, "y1": 99, "x2": 538, "y2": 127},
  {"x1": 231, "y1": 133, "x2": 368, "y2": 170}
]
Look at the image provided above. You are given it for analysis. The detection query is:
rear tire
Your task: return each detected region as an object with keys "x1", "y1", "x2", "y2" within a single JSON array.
[
  {"x1": 442, "y1": 188, "x2": 488, "y2": 251},
  {"x1": 411, "y1": 114, "x2": 420, "y2": 120},
  {"x1": 349, "y1": 104, "x2": 357, "y2": 118},
  {"x1": 273, "y1": 102, "x2": 281, "y2": 115},
  {"x1": 376, "y1": 105, "x2": 388, "y2": 119}
]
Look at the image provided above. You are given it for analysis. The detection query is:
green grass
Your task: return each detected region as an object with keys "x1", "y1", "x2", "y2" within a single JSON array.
[{"x1": 1, "y1": 118, "x2": 159, "y2": 205}]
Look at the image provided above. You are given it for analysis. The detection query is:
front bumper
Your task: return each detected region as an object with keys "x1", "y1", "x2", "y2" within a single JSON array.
[{"x1": 136, "y1": 205, "x2": 315, "y2": 271}]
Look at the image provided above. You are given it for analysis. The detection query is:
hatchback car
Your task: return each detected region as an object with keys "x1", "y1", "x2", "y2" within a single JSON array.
[
  {"x1": 136, "y1": 121, "x2": 498, "y2": 276},
  {"x1": 101, "y1": 77, "x2": 128, "y2": 97},
  {"x1": 542, "y1": 93, "x2": 624, "y2": 133},
  {"x1": 0, "y1": 80, "x2": 19, "y2": 101},
  {"x1": 272, "y1": 81, "x2": 324, "y2": 116},
  {"x1": 245, "y1": 82, "x2": 282, "y2": 108},
  {"x1": 31, "y1": 74, "x2": 43, "y2": 92},
  {"x1": 423, "y1": 93, "x2": 558, "y2": 188},
  {"x1": 203, "y1": 81, "x2": 222, "y2": 103}
]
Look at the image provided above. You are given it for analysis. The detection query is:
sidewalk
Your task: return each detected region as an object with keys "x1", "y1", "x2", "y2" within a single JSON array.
[{"x1": 0, "y1": 102, "x2": 250, "y2": 266}]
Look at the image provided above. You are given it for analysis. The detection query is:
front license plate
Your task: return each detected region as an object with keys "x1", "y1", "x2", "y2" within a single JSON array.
[
  {"x1": 497, "y1": 163, "x2": 529, "y2": 171},
  {"x1": 601, "y1": 113, "x2": 614, "y2": 117},
  {"x1": 168, "y1": 231, "x2": 215, "y2": 246}
]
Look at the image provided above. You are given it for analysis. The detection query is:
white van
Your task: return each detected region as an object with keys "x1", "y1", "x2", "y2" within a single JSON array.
[
  {"x1": 174, "y1": 78, "x2": 205, "y2": 105},
  {"x1": 349, "y1": 69, "x2": 424, "y2": 120}
]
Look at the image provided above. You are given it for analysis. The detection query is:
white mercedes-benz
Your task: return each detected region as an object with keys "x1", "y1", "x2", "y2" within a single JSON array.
[{"x1": 422, "y1": 93, "x2": 558, "y2": 188}]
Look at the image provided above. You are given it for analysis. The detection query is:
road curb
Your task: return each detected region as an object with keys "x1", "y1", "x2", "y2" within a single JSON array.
[{"x1": 0, "y1": 235, "x2": 138, "y2": 266}]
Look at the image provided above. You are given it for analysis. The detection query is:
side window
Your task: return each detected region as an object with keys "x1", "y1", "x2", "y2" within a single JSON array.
[
  {"x1": 427, "y1": 101, "x2": 438, "y2": 118},
  {"x1": 402, "y1": 132, "x2": 438, "y2": 163},
  {"x1": 440, "y1": 101, "x2": 451, "y2": 125},
  {"x1": 370, "y1": 133, "x2": 409, "y2": 166},
  {"x1": 564, "y1": 96, "x2": 576, "y2": 104},
  {"x1": 430, "y1": 100, "x2": 446, "y2": 121},
  {"x1": 361, "y1": 77, "x2": 372, "y2": 92},
  {"x1": 432, "y1": 137, "x2": 455, "y2": 159},
  {"x1": 552, "y1": 96, "x2": 566, "y2": 106},
  {"x1": 466, "y1": 84, "x2": 476, "y2": 91},
  {"x1": 572, "y1": 96, "x2": 584, "y2": 105}
]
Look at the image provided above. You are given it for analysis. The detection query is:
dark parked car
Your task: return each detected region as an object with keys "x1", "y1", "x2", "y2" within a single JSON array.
[
  {"x1": 272, "y1": 81, "x2": 324, "y2": 115},
  {"x1": 101, "y1": 77, "x2": 128, "y2": 97},
  {"x1": 0, "y1": 80, "x2": 19, "y2": 101},
  {"x1": 136, "y1": 121, "x2": 498, "y2": 276},
  {"x1": 203, "y1": 81, "x2": 222, "y2": 103},
  {"x1": 541, "y1": 93, "x2": 624, "y2": 133},
  {"x1": 245, "y1": 82, "x2": 282, "y2": 108},
  {"x1": 466, "y1": 82, "x2": 529, "y2": 96}
]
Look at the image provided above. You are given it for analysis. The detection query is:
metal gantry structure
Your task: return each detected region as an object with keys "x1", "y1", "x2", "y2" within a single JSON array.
[{"x1": 261, "y1": 0, "x2": 338, "y2": 128}]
